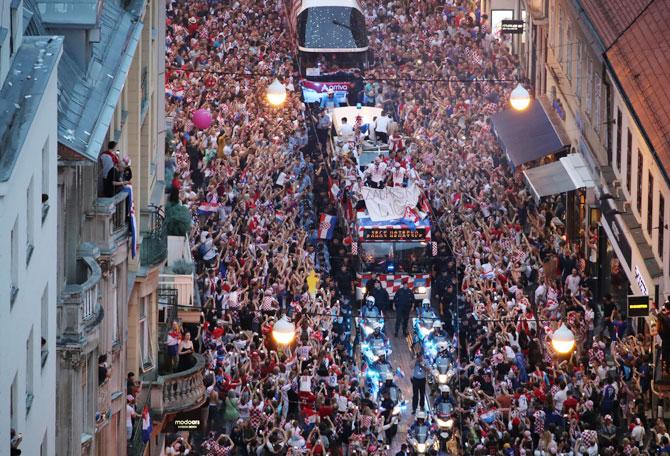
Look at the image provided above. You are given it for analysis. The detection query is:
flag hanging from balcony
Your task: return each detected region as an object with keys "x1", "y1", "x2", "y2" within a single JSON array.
[
  {"x1": 121, "y1": 185, "x2": 137, "y2": 258},
  {"x1": 141, "y1": 404, "x2": 152, "y2": 443}
]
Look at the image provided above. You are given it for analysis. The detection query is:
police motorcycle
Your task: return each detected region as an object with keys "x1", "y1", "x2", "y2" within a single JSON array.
[
  {"x1": 378, "y1": 372, "x2": 406, "y2": 416},
  {"x1": 422, "y1": 321, "x2": 451, "y2": 362},
  {"x1": 433, "y1": 385, "x2": 456, "y2": 451},
  {"x1": 358, "y1": 295, "x2": 384, "y2": 338},
  {"x1": 412, "y1": 299, "x2": 440, "y2": 345},
  {"x1": 428, "y1": 340, "x2": 457, "y2": 394},
  {"x1": 407, "y1": 410, "x2": 437, "y2": 455}
]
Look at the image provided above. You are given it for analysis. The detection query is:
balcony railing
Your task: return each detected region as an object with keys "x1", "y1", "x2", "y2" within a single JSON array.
[
  {"x1": 58, "y1": 251, "x2": 103, "y2": 343},
  {"x1": 89, "y1": 192, "x2": 128, "y2": 254},
  {"x1": 149, "y1": 353, "x2": 206, "y2": 416},
  {"x1": 140, "y1": 205, "x2": 167, "y2": 268},
  {"x1": 96, "y1": 379, "x2": 112, "y2": 431}
]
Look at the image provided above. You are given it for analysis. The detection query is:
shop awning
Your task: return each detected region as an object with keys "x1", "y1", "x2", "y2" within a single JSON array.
[
  {"x1": 523, "y1": 154, "x2": 596, "y2": 201},
  {"x1": 490, "y1": 102, "x2": 567, "y2": 166}
]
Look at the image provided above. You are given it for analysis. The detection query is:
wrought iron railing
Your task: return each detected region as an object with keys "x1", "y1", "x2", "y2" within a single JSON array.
[
  {"x1": 128, "y1": 390, "x2": 151, "y2": 456},
  {"x1": 140, "y1": 205, "x2": 167, "y2": 267}
]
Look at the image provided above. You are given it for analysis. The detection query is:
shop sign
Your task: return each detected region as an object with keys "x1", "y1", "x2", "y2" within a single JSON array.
[
  {"x1": 363, "y1": 228, "x2": 427, "y2": 240},
  {"x1": 501, "y1": 19, "x2": 524, "y2": 34},
  {"x1": 627, "y1": 295, "x2": 650, "y2": 318},
  {"x1": 600, "y1": 198, "x2": 632, "y2": 269},
  {"x1": 634, "y1": 265, "x2": 648, "y2": 296}
]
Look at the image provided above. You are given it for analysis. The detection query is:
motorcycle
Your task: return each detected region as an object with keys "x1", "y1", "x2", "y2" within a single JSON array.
[
  {"x1": 408, "y1": 422, "x2": 437, "y2": 455},
  {"x1": 429, "y1": 345, "x2": 457, "y2": 394},
  {"x1": 412, "y1": 302, "x2": 440, "y2": 345},
  {"x1": 433, "y1": 401, "x2": 455, "y2": 450},
  {"x1": 358, "y1": 307, "x2": 384, "y2": 338},
  {"x1": 360, "y1": 333, "x2": 392, "y2": 366}
]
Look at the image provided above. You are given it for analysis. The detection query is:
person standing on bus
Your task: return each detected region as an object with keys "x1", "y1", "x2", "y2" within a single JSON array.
[
  {"x1": 374, "y1": 110, "x2": 391, "y2": 144},
  {"x1": 320, "y1": 88, "x2": 341, "y2": 109},
  {"x1": 365, "y1": 157, "x2": 387, "y2": 189}
]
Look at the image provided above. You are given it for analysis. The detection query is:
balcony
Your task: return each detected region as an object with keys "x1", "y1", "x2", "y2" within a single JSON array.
[
  {"x1": 147, "y1": 353, "x2": 206, "y2": 416},
  {"x1": 87, "y1": 192, "x2": 128, "y2": 255},
  {"x1": 58, "y1": 245, "x2": 104, "y2": 344},
  {"x1": 96, "y1": 379, "x2": 112, "y2": 431},
  {"x1": 140, "y1": 205, "x2": 167, "y2": 268}
]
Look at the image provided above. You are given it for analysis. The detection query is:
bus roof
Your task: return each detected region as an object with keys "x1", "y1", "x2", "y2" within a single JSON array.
[{"x1": 298, "y1": 0, "x2": 363, "y2": 14}]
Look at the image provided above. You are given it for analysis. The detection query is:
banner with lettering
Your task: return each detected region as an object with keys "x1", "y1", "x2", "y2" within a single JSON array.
[{"x1": 300, "y1": 80, "x2": 352, "y2": 104}]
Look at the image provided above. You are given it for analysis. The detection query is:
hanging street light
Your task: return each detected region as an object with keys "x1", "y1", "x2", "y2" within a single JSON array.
[
  {"x1": 551, "y1": 323, "x2": 576, "y2": 355},
  {"x1": 266, "y1": 78, "x2": 287, "y2": 106},
  {"x1": 272, "y1": 315, "x2": 296, "y2": 346},
  {"x1": 509, "y1": 83, "x2": 531, "y2": 111}
]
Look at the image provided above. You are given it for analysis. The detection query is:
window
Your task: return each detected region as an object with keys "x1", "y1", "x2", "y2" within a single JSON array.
[
  {"x1": 659, "y1": 194, "x2": 665, "y2": 260},
  {"x1": 26, "y1": 177, "x2": 34, "y2": 265},
  {"x1": 111, "y1": 267, "x2": 119, "y2": 343},
  {"x1": 41, "y1": 431, "x2": 47, "y2": 456},
  {"x1": 10, "y1": 217, "x2": 18, "y2": 306},
  {"x1": 615, "y1": 109, "x2": 622, "y2": 170},
  {"x1": 139, "y1": 296, "x2": 150, "y2": 366},
  {"x1": 26, "y1": 327, "x2": 34, "y2": 414},
  {"x1": 585, "y1": 59, "x2": 593, "y2": 115},
  {"x1": 566, "y1": 25, "x2": 572, "y2": 80},
  {"x1": 41, "y1": 284, "x2": 48, "y2": 367},
  {"x1": 558, "y1": 8, "x2": 564, "y2": 63},
  {"x1": 648, "y1": 172, "x2": 654, "y2": 236},
  {"x1": 626, "y1": 130, "x2": 632, "y2": 192},
  {"x1": 10, "y1": 6, "x2": 17, "y2": 56},
  {"x1": 636, "y1": 150, "x2": 643, "y2": 215},
  {"x1": 593, "y1": 76, "x2": 602, "y2": 136},
  {"x1": 11, "y1": 374, "x2": 17, "y2": 430},
  {"x1": 41, "y1": 139, "x2": 49, "y2": 223},
  {"x1": 575, "y1": 43, "x2": 582, "y2": 99}
]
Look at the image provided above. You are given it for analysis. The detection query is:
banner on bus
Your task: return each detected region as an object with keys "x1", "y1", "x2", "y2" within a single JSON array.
[{"x1": 300, "y1": 80, "x2": 351, "y2": 104}]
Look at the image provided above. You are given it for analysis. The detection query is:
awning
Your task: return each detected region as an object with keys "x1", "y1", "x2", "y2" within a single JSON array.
[
  {"x1": 490, "y1": 102, "x2": 567, "y2": 166},
  {"x1": 523, "y1": 154, "x2": 596, "y2": 201}
]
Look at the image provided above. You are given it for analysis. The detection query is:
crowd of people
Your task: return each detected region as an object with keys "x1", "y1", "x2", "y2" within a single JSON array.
[{"x1": 160, "y1": 0, "x2": 669, "y2": 454}]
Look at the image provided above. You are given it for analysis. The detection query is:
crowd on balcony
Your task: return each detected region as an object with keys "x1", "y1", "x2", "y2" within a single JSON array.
[{"x1": 162, "y1": 0, "x2": 668, "y2": 454}]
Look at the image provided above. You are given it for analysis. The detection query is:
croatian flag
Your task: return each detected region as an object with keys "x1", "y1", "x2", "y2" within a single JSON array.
[
  {"x1": 121, "y1": 185, "x2": 137, "y2": 258},
  {"x1": 141, "y1": 405, "x2": 152, "y2": 443},
  {"x1": 318, "y1": 214, "x2": 336, "y2": 240}
]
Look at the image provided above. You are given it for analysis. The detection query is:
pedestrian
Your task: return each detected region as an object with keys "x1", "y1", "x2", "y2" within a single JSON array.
[
  {"x1": 410, "y1": 352, "x2": 428, "y2": 413},
  {"x1": 372, "y1": 281, "x2": 390, "y2": 313},
  {"x1": 393, "y1": 281, "x2": 413, "y2": 337}
]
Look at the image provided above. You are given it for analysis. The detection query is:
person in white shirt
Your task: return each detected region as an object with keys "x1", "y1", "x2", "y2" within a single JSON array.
[
  {"x1": 365, "y1": 157, "x2": 387, "y2": 188},
  {"x1": 553, "y1": 381, "x2": 567, "y2": 413},
  {"x1": 374, "y1": 110, "x2": 392, "y2": 143},
  {"x1": 391, "y1": 162, "x2": 406, "y2": 187},
  {"x1": 565, "y1": 268, "x2": 581, "y2": 295},
  {"x1": 339, "y1": 117, "x2": 354, "y2": 139}
]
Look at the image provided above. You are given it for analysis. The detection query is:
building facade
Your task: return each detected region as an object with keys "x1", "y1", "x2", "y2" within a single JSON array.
[
  {"x1": 541, "y1": 0, "x2": 668, "y2": 305},
  {"x1": 0, "y1": 1, "x2": 62, "y2": 453},
  {"x1": 21, "y1": 0, "x2": 167, "y2": 453}
]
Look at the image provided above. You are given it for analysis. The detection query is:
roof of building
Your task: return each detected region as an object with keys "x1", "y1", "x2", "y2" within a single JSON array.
[
  {"x1": 605, "y1": 0, "x2": 670, "y2": 175},
  {"x1": 0, "y1": 36, "x2": 63, "y2": 183},
  {"x1": 26, "y1": 0, "x2": 146, "y2": 161},
  {"x1": 578, "y1": 0, "x2": 650, "y2": 48},
  {"x1": 36, "y1": 0, "x2": 100, "y2": 27}
]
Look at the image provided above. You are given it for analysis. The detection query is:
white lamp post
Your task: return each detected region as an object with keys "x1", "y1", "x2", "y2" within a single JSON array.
[
  {"x1": 272, "y1": 315, "x2": 296, "y2": 346},
  {"x1": 551, "y1": 323, "x2": 576, "y2": 355},
  {"x1": 509, "y1": 83, "x2": 531, "y2": 111},
  {"x1": 266, "y1": 78, "x2": 287, "y2": 106}
]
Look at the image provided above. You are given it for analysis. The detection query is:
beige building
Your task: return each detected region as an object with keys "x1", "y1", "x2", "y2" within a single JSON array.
[{"x1": 22, "y1": 0, "x2": 169, "y2": 453}]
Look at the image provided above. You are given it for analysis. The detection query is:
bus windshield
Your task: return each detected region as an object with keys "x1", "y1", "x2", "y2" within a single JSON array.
[
  {"x1": 297, "y1": 7, "x2": 368, "y2": 50},
  {"x1": 359, "y1": 242, "x2": 428, "y2": 274}
]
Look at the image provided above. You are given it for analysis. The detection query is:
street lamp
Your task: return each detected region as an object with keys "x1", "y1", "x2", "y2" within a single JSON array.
[
  {"x1": 509, "y1": 83, "x2": 531, "y2": 111},
  {"x1": 266, "y1": 78, "x2": 287, "y2": 106},
  {"x1": 272, "y1": 315, "x2": 295, "y2": 346},
  {"x1": 551, "y1": 323, "x2": 576, "y2": 355}
]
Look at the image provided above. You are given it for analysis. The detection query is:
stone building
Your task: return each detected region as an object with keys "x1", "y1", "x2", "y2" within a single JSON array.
[{"x1": 0, "y1": 1, "x2": 62, "y2": 454}]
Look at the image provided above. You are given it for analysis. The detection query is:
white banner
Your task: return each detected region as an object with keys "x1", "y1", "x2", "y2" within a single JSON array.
[{"x1": 360, "y1": 184, "x2": 421, "y2": 221}]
